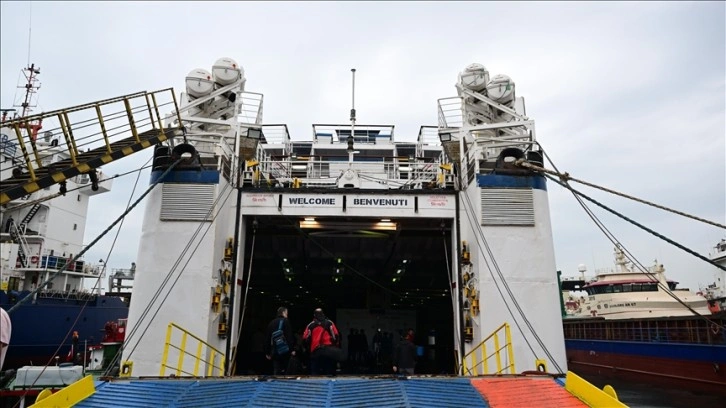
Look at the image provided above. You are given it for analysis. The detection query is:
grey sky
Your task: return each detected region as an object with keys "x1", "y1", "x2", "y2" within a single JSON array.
[{"x1": 2, "y1": 1, "x2": 724, "y2": 292}]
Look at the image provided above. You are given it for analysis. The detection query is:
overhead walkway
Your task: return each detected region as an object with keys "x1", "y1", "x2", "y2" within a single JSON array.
[{"x1": 0, "y1": 89, "x2": 184, "y2": 205}]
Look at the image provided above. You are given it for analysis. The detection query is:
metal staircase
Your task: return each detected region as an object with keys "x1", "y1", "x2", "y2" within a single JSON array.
[
  {"x1": 7, "y1": 220, "x2": 31, "y2": 268},
  {"x1": 20, "y1": 203, "x2": 41, "y2": 225},
  {"x1": 0, "y1": 88, "x2": 185, "y2": 205}
]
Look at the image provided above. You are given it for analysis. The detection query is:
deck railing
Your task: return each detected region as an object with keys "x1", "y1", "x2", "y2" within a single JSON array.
[
  {"x1": 563, "y1": 317, "x2": 726, "y2": 346},
  {"x1": 461, "y1": 322, "x2": 516, "y2": 376},
  {"x1": 159, "y1": 322, "x2": 225, "y2": 377}
]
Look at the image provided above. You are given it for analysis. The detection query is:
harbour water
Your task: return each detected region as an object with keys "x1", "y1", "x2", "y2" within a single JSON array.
[{"x1": 582, "y1": 373, "x2": 723, "y2": 408}]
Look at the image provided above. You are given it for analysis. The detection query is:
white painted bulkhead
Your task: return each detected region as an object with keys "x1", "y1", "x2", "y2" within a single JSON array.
[
  {"x1": 122, "y1": 179, "x2": 235, "y2": 377},
  {"x1": 459, "y1": 181, "x2": 567, "y2": 373}
]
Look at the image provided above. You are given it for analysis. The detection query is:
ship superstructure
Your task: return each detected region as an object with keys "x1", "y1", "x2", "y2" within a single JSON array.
[
  {"x1": 0, "y1": 57, "x2": 634, "y2": 407},
  {"x1": 118, "y1": 58, "x2": 567, "y2": 379}
]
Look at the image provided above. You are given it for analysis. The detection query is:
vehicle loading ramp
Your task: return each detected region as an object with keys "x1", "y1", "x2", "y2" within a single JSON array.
[{"x1": 49, "y1": 375, "x2": 619, "y2": 408}]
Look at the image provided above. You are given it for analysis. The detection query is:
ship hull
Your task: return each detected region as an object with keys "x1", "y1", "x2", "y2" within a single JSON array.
[
  {"x1": 1, "y1": 291, "x2": 128, "y2": 370},
  {"x1": 566, "y1": 338, "x2": 726, "y2": 396}
]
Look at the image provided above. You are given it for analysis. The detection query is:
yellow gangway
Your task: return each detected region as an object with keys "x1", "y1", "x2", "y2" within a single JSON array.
[{"x1": 1, "y1": 89, "x2": 184, "y2": 205}]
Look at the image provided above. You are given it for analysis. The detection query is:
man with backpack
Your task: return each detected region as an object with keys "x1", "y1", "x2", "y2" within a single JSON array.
[
  {"x1": 265, "y1": 306, "x2": 295, "y2": 375},
  {"x1": 303, "y1": 308, "x2": 341, "y2": 376}
]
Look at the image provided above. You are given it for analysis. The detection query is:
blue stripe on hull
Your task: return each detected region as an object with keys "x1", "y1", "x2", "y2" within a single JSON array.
[
  {"x1": 476, "y1": 174, "x2": 547, "y2": 191},
  {"x1": 565, "y1": 339, "x2": 726, "y2": 363},
  {"x1": 150, "y1": 169, "x2": 220, "y2": 184}
]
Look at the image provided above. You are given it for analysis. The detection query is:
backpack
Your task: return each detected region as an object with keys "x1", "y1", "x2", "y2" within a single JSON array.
[{"x1": 271, "y1": 319, "x2": 289, "y2": 355}]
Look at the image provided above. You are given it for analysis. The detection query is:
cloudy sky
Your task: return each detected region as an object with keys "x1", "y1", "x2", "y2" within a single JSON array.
[{"x1": 2, "y1": 1, "x2": 724, "y2": 292}]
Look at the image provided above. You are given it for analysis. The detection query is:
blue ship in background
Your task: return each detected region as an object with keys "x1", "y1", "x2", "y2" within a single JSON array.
[{"x1": 1, "y1": 288, "x2": 129, "y2": 370}]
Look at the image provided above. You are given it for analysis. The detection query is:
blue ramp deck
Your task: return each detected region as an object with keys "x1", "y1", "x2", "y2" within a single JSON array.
[{"x1": 75, "y1": 377, "x2": 490, "y2": 408}]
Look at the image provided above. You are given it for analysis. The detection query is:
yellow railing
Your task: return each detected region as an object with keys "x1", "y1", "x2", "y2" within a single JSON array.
[
  {"x1": 159, "y1": 322, "x2": 225, "y2": 377},
  {"x1": 461, "y1": 322, "x2": 516, "y2": 376},
  {"x1": 1, "y1": 88, "x2": 179, "y2": 183}
]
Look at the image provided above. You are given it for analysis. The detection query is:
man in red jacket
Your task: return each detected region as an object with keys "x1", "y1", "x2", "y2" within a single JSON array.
[{"x1": 303, "y1": 308, "x2": 340, "y2": 376}]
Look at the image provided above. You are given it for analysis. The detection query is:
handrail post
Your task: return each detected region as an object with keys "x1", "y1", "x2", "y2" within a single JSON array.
[
  {"x1": 170, "y1": 90, "x2": 184, "y2": 130},
  {"x1": 493, "y1": 333, "x2": 502, "y2": 374},
  {"x1": 160, "y1": 323, "x2": 174, "y2": 376},
  {"x1": 193, "y1": 341, "x2": 203, "y2": 376},
  {"x1": 505, "y1": 323, "x2": 516, "y2": 374},
  {"x1": 61, "y1": 111, "x2": 80, "y2": 165},
  {"x1": 13, "y1": 124, "x2": 37, "y2": 181},
  {"x1": 482, "y1": 343, "x2": 489, "y2": 374},
  {"x1": 95, "y1": 104, "x2": 112, "y2": 154},
  {"x1": 176, "y1": 332, "x2": 188, "y2": 376},
  {"x1": 124, "y1": 98, "x2": 141, "y2": 143},
  {"x1": 207, "y1": 350, "x2": 216, "y2": 377},
  {"x1": 149, "y1": 92, "x2": 165, "y2": 135},
  {"x1": 144, "y1": 93, "x2": 156, "y2": 129}
]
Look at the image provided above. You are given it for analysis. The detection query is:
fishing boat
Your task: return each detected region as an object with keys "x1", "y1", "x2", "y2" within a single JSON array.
[
  {"x1": 701, "y1": 239, "x2": 726, "y2": 312},
  {"x1": 561, "y1": 246, "x2": 726, "y2": 395},
  {"x1": 0, "y1": 64, "x2": 131, "y2": 371},
  {"x1": 1, "y1": 59, "x2": 626, "y2": 407},
  {"x1": 564, "y1": 245, "x2": 712, "y2": 320}
]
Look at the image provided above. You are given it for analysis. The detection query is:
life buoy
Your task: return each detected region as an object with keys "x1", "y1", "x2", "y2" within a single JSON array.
[{"x1": 30, "y1": 255, "x2": 39, "y2": 264}]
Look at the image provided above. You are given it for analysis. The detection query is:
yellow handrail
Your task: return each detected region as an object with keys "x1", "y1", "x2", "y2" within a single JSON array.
[
  {"x1": 1, "y1": 88, "x2": 182, "y2": 205},
  {"x1": 159, "y1": 322, "x2": 225, "y2": 377},
  {"x1": 461, "y1": 322, "x2": 516, "y2": 376}
]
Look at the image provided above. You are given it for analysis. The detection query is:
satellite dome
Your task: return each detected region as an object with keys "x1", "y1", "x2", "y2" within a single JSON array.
[
  {"x1": 212, "y1": 57, "x2": 244, "y2": 85},
  {"x1": 459, "y1": 63, "x2": 489, "y2": 92},
  {"x1": 486, "y1": 74, "x2": 515, "y2": 105},
  {"x1": 185, "y1": 68, "x2": 214, "y2": 98}
]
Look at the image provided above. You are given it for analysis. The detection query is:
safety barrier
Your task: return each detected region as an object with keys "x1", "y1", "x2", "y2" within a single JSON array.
[
  {"x1": 1, "y1": 88, "x2": 183, "y2": 205},
  {"x1": 159, "y1": 322, "x2": 225, "y2": 377},
  {"x1": 461, "y1": 322, "x2": 516, "y2": 375}
]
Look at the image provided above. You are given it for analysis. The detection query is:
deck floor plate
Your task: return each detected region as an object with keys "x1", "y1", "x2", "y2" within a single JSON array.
[
  {"x1": 74, "y1": 377, "x2": 492, "y2": 408},
  {"x1": 471, "y1": 377, "x2": 588, "y2": 408}
]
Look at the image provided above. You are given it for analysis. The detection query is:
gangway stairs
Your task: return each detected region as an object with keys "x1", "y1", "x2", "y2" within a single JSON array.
[{"x1": 0, "y1": 89, "x2": 184, "y2": 205}]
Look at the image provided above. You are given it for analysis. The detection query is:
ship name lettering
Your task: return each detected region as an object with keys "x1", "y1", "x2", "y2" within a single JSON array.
[{"x1": 352, "y1": 198, "x2": 408, "y2": 206}]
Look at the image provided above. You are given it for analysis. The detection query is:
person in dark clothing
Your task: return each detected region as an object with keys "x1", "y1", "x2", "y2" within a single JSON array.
[
  {"x1": 303, "y1": 308, "x2": 340, "y2": 376},
  {"x1": 392, "y1": 328, "x2": 417, "y2": 375},
  {"x1": 264, "y1": 306, "x2": 296, "y2": 375},
  {"x1": 347, "y1": 328, "x2": 358, "y2": 368}
]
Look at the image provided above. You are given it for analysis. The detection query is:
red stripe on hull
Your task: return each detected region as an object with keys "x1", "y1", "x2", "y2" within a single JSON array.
[{"x1": 567, "y1": 349, "x2": 726, "y2": 396}]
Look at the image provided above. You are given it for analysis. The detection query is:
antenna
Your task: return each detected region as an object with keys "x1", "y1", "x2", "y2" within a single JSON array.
[
  {"x1": 17, "y1": 63, "x2": 41, "y2": 118},
  {"x1": 27, "y1": 2, "x2": 32, "y2": 66},
  {"x1": 348, "y1": 68, "x2": 356, "y2": 162}
]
